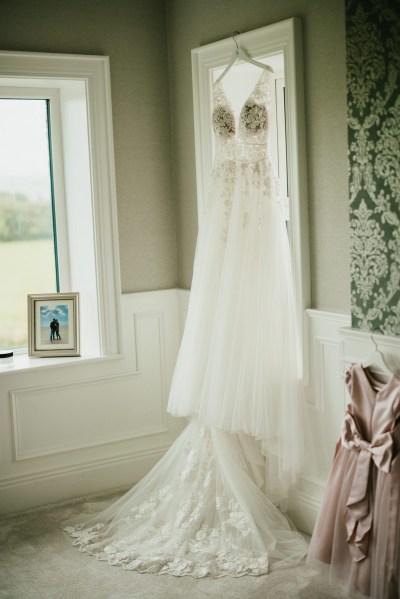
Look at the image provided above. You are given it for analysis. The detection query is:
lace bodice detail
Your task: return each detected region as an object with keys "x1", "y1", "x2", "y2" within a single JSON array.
[{"x1": 212, "y1": 70, "x2": 270, "y2": 162}]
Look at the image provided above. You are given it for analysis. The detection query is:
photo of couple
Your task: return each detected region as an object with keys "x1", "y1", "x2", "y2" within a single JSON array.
[{"x1": 39, "y1": 304, "x2": 69, "y2": 345}]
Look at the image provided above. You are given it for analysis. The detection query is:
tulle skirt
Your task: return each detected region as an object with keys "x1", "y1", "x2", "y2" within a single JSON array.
[
  {"x1": 65, "y1": 419, "x2": 308, "y2": 577},
  {"x1": 168, "y1": 157, "x2": 302, "y2": 500},
  {"x1": 65, "y1": 156, "x2": 307, "y2": 576}
]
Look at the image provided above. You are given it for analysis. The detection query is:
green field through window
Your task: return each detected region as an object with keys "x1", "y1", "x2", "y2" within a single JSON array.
[{"x1": 0, "y1": 99, "x2": 58, "y2": 350}]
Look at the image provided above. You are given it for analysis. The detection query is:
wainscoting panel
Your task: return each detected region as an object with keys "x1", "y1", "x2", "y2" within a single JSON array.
[
  {"x1": 0, "y1": 290, "x2": 184, "y2": 514},
  {"x1": 289, "y1": 309, "x2": 351, "y2": 533}
]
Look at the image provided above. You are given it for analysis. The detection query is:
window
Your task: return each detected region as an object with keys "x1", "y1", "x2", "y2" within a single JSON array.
[
  {"x1": 0, "y1": 94, "x2": 62, "y2": 350},
  {"x1": 0, "y1": 52, "x2": 121, "y2": 359}
]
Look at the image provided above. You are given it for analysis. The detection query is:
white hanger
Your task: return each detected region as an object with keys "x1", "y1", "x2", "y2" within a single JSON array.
[
  {"x1": 215, "y1": 31, "x2": 273, "y2": 84},
  {"x1": 362, "y1": 334, "x2": 393, "y2": 377}
]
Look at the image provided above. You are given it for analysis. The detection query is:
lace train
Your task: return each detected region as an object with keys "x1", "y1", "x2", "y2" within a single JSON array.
[{"x1": 65, "y1": 419, "x2": 307, "y2": 577}]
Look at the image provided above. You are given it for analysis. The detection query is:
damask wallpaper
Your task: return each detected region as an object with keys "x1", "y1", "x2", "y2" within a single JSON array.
[{"x1": 346, "y1": 0, "x2": 400, "y2": 334}]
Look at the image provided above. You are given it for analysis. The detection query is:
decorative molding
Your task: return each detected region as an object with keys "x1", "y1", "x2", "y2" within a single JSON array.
[
  {"x1": 0, "y1": 443, "x2": 170, "y2": 490},
  {"x1": 132, "y1": 311, "x2": 163, "y2": 375},
  {"x1": 340, "y1": 325, "x2": 400, "y2": 379},
  {"x1": 306, "y1": 309, "x2": 350, "y2": 412},
  {"x1": 10, "y1": 380, "x2": 168, "y2": 462},
  {"x1": 8, "y1": 304, "x2": 172, "y2": 462},
  {"x1": 176, "y1": 288, "x2": 190, "y2": 334},
  {"x1": 134, "y1": 311, "x2": 165, "y2": 386},
  {"x1": 306, "y1": 308, "x2": 351, "y2": 326},
  {"x1": 293, "y1": 489, "x2": 323, "y2": 512},
  {"x1": 0, "y1": 443, "x2": 172, "y2": 514},
  {"x1": 290, "y1": 474, "x2": 325, "y2": 534},
  {"x1": 310, "y1": 336, "x2": 341, "y2": 413},
  {"x1": 129, "y1": 312, "x2": 139, "y2": 374},
  {"x1": 133, "y1": 310, "x2": 169, "y2": 424},
  {"x1": 340, "y1": 325, "x2": 400, "y2": 348}
]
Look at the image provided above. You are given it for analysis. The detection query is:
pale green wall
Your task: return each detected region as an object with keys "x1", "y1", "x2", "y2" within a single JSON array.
[
  {"x1": 166, "y1": 0, "x2": 350, "y2": 313},
  {"x1": 0, "y1": 0, "x2": 178, "y2": 293},
  {"x1": 0, "y1": 0, "x2": 351, "y2": 313}
]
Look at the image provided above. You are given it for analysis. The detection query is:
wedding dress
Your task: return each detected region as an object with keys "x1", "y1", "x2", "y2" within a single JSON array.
[{"x1": 65, "y1": 67, "x2": 308, "y2": 577}]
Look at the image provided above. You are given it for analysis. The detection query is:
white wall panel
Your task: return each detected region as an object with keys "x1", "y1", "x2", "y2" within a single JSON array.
[
  {"x1": 10, "y1": 374, "x2": 166, "y2": 462},
  {"x1": 0, "y1": 290, "x2": 183, "y2": 514},
  {"x1": 289, "y1": 309, "x2": 350, "y2": 532}
]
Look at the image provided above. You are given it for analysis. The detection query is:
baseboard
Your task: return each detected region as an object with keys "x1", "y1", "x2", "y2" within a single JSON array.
[
  {"x1": 0, "y1": 444, "x2": 169, "y2": 515},
  {"x1": 289, "y1": 475, "x2": 325, "y2": 534}
]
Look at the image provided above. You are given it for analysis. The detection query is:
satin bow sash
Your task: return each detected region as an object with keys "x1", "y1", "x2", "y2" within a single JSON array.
[{"x1": 341, "y1": 412, "x2": 393, "y2": 562}]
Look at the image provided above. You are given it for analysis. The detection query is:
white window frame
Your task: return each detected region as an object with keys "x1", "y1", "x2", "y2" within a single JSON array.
[
  {"x1": 0, "y1": 52, "x2": 122, "y2": 358},
  {"x1": 191, "y1": 18, "x2": 311, "y2": 380},
  {"x1": 269, "y1": 73, "x2": 289, "y2": 220}
]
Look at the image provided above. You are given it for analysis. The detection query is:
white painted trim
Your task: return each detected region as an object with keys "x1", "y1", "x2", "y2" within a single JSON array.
[
  {"x1": 133, "y1": 311, "x2": 168, "y2": 400},
  {"x1": 340, "y1": 325, "x2": 400, "y2": 378},
  {"x1": 8, "y1": 302, "x2": 173, "y2": 461},
  {"x1": 191, "y1": 18, "x2": 311, "y2": 381},
  {"x1": 293, "y1": 309, "x2": 352, "y2": 532},
  {"x1": 340, "y1": 326, "x2": 400, "y2": 347},
  {"x1": 10, "y1": 376, "x2": 169, "y2": 461},
  {"x1": 307, "y1": 309, "x2": 351, "y2": 326},
  {"x1": 290, "y1": 473, "x2": 326, "y2": 534},
  {"x1": 86, "y1": 57, "x2": 122, "y2": 355},
  {"x1": 0, "y1": 444, "x2": 171, "y2": 514},
  {"x1": 290, "y1": 475, "x2": 326, "y2": 534},
  {"x1": 176, "y1": 288, "x2": 190, "y2": 334},
  {"x1": 0, "y1": 444, "x2": 170, "y2": 489},
  {"x1": 290, "y1": 490, "x2": 322, "y2": 534},
  {"x1": 306, "y1": 309, "x2": 350, "y2": 415},
  {"x1": 0, "y1": 353, "x2": 124, "y2": 378},
  {"x1": 310, "y1": 336, "x2": 341, "y2": 413}
]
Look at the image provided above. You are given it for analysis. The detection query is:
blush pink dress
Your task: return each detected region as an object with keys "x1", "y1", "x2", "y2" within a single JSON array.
[{"x1": 308, "y1": 363, "x2": 400, "y2": 599}]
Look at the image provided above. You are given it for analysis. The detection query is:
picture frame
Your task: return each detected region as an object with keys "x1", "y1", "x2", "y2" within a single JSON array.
[{"x1": 27, "y1": 293, "x2": 80, "y2": 357}]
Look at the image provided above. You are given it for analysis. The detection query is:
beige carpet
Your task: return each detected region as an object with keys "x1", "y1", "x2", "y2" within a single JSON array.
[{"x1": 0, "y1": 490, "x2": 352, "y2": 599}]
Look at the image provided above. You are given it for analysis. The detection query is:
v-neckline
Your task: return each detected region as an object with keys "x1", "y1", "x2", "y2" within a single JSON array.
[{"x1": 214, "y1": 69, "x2": 267, "y2": 123}]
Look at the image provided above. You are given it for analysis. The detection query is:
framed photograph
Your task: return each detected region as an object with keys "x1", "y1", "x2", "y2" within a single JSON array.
[{"x1": 28, "y1": 293, "x2": 80, "y2": 357}]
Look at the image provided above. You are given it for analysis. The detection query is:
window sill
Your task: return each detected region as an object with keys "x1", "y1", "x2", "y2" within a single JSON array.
[{"x1": 0, "y1": 352, "x2": 125, "y2": 377}]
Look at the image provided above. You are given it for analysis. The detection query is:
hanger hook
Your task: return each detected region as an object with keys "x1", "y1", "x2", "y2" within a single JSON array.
[
  {"x1": 232, "y1": 31, "x2": 240, "y2": 52},
  {"x1": 370, "y1": 333, "x2": 378, "y2": 352}
]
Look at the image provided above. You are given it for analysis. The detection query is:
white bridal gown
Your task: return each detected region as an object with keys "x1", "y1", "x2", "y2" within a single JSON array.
[{"x1": 65, "y1": 68, "x2": 308, "y2": 577}]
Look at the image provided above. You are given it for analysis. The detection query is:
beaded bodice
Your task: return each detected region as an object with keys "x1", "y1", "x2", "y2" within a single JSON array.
[{"x1": 212, "y1": 70, "x2": 270, "y2": 163}]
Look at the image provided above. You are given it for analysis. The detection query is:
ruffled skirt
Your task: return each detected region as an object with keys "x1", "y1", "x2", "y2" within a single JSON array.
[{"x1": 168, "y1": 157, "x2": 302, "y2": 500}]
